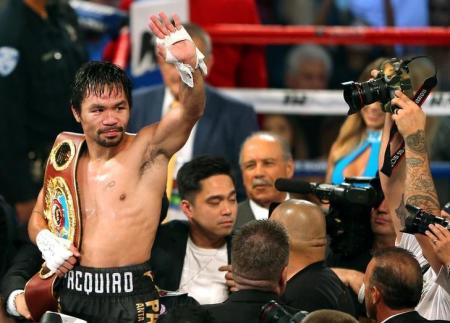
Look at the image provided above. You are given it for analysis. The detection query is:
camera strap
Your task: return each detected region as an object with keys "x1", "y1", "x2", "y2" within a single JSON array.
[{"x1": 380, "y1": 73, "x2": 437, "y2": 176}]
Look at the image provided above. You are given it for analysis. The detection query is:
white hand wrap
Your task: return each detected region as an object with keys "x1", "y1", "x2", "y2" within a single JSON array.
[
  {"x1": 36, "y1": 229, "x2": 73, "y2": 272},
  {"x1": 156, "y1": 26, "x2": 208, "y2": 87}
]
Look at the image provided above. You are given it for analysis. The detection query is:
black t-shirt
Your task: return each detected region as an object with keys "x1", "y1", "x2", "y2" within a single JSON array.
[{"x1": 281, "y1": 261, "x2": 356, "y2": 316}]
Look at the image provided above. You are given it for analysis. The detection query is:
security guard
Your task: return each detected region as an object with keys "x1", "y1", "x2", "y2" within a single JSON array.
[{"x1": 0, "y1": 0, "x2": 87, "y2": 222}]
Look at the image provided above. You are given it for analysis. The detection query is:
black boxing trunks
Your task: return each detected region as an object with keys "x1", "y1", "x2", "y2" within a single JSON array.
[{"x1": 58, "y1": 261, "x2": 159, "y2": 323}]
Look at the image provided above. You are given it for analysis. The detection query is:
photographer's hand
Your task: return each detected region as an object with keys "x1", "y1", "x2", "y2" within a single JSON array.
[
  {"x1": 426, "y1": 224, "x2": 450, "y2": 266},
  {"x1": 391, "y1": 90, "x2": 426, "y2": 138}
]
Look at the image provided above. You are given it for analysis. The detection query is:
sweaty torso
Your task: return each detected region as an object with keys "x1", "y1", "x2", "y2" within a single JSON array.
[{"x1": 76, "y1": 134, "x2": 167, "y2": 267}]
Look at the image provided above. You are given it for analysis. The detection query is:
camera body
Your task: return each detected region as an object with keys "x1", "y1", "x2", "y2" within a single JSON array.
[
  {"x1": 402, "y1": 204, "x2": 450, "y2": 235},
  {"x1": 260, "y1": 301, "x2": 308, "y2": 323},
  {"x1": 342, "y1": 57, "x2": 413, "y2": 114},
  {"x1": 309, "y1": 177, "x2": 383, "y2": 207}
]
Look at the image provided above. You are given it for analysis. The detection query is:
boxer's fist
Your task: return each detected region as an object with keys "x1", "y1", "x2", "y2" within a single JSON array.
[{"x1": 36, "y1": 229, "x2": 74, "y2": 272}]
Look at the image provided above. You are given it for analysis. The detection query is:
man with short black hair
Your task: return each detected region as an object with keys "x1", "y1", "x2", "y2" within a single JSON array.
[
  {"x1": 364, "y1": 247, "x2": 447, "y2": 322},
  {"x1": 150, "y1": 155, "x2": 237, "y2": 305},
  {"x1": 202, "y1": 220, "x2": 291, "y2": 323}
]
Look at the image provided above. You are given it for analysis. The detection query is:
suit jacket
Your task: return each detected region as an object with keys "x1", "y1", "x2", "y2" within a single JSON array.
[
  {"x1": 201, "y1": 289, "x2": 285, "y2": 323},
  {"x1": 281, "y1": 261, "x2": 355, "y2": 316},
  {"x1": 235, "y1": 199, "x2": 256, "y2": 229},
  {"x1": 150, "y1": 220, "x2": 232, "y2": 291},
  {"x1": 384, "y1": 310, "x2": 449, "y2": 322},
  {"x1": 1, "y1": 242, "x2": 42, "y2": 300},
  {"x1": 129, "y1": 85, "x2": 259, "y2": 200}
]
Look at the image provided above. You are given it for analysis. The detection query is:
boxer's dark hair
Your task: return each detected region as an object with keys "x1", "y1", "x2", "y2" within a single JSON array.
[
  {"x1": 177, "y1": 155, "x2": 234, "y2": 202},
  {"x1": 70, "y1": 61, "x2": 132, "y2": 113}
]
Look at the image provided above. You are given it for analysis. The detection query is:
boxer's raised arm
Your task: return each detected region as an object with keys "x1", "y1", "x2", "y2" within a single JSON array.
[{"x1": 136, "y1": 12, "x2": 205, "y2": 159}]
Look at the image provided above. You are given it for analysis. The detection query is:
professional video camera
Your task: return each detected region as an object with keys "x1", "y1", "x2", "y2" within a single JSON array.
[
  {"x1": 275, "y1": 177, "x2": 384, "y2": 258},
  {"x1": 402, "y1": 204, "x2": 450, "y2": 235},
  {"x1": 260, "y1": 300, "x2": 308, "y2": 323},
  {"x1": 342, "y1": 57, "x2": 417, "y2": 114},
  {"x1": 275, "y1": 177, "x2": 383, "y2": 206}
]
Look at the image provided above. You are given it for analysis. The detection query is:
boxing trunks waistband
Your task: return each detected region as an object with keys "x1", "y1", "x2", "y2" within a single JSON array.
[{"x1": 61, "y1": 262, "x2": 155, "y2": 297}]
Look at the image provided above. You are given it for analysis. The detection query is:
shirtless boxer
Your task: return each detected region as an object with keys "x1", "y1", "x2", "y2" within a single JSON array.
[{"x1": 27, "y1": 12, "x2": 206, "y2": 322}]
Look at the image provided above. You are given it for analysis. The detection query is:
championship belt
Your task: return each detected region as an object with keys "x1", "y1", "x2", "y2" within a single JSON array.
[{"x1": 25, "y1": 132, "x2": 85, "y2": 321}]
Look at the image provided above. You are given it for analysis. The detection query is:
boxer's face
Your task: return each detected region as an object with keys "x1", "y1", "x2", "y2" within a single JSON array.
[
  {"x1": 184, "y1": 174, "x2": 237, "y2": 240},
  {"x1": 73, "y1": 86, "x2": 129, "y2": 147}
]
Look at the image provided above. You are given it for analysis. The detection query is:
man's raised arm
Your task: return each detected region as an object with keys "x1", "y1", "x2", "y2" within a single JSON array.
[
  {"x1": 137, "y1": 12, "x2": 206, "y2": 158},
  {"x1": 389, "y1": 90, "x2": 442, "y2": 272},
  {"x1": 391, "y1": 91, "x2": 440, "y2": 215}
]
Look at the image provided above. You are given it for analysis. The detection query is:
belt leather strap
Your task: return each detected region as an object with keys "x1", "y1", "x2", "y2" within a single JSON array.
[{"x1": 25, "y1": 132, "x2": 85, "y2": 321}]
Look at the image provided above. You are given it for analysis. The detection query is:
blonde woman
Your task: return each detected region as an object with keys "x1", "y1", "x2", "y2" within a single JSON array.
[{"x1": 326, "y1": 58, "x2": 386, "y2": 184}]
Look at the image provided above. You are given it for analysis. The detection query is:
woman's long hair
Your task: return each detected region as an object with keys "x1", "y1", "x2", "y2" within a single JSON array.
[{"x1": 329, "y1": 57, "x2": 387, "y2": 165}]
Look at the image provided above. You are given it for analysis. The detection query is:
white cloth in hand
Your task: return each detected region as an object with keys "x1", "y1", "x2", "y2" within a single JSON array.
[
  {"x1": 36, "y1": 229, "x2": 73, "y2": 272},
  {"x1": 156, "y1": 26, "x2": 207, "y2": 87}
]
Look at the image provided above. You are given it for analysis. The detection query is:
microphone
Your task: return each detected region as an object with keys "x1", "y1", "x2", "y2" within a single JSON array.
[{"x1": 274, "y1": 178, "x2": 314, "y2": 194}]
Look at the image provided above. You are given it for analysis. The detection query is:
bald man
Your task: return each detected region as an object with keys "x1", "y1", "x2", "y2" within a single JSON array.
[{"x1": 270, "y1": 199, "x2": 355, "y2": 315}]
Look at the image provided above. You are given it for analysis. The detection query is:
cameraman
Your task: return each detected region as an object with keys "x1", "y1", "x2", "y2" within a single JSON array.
[{"x1": 379, "y1": 89, "x2": 450, "y2": 320}]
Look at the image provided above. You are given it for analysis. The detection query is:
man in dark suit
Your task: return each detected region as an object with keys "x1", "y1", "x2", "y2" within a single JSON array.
[
  {"x1": 151, "y1": 156, "x2": 236, "y2": 305},
  {"x1": 128, "y1": 23, "x2": 258, "y2": 204},
  {"x1": 270, "y1": 199, "x2": 355, "y2": 316},
  {"x1": 201, "y1": 220, "x2": 291, "y2": 323},
  {"x1": 363, "y1": 247, "x2": 448, "y2": 323},
  {"x1": 235, "y1": 132, "x2": 294, "y2": 229}
]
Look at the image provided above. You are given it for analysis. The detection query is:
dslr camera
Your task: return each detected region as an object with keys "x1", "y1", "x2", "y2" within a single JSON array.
[
  {"x1": 402, "y1": 204, "x2": 450, "y2": 235},
  {"x1": 260, "y1": 301, "x2": 308, "y2": 323},
  {"x1": 342, "y1": 57, "x2": 413, "y2": 114}
]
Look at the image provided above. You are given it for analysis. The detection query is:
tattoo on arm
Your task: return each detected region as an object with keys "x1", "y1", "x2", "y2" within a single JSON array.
[
  {"x1": 395, "y1": 197, "x2": 407, "y2": 228},
  {"x1": 405, "y1": 157, "x2": 423, "y2": 167},
  {"x1": 405, "y1": 195, "x2": 440, "y2": 214},
  {"x1": 403, "y1": 128, "x2": 440, "y2": 214},
  {"x1": 405, "y1": 130, "x2": 426, "y2": 153},
  {"x1": 410, "y1": 175, "x2": 435, "y2": 191}
]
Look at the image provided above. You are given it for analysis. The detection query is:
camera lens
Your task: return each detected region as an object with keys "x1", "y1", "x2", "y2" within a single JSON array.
[
  {"x1": 342, "y1": 81, "x2": 364, "y2": 114},
  {"x1": 342, "y1": 79, "x2": 389, "y2": 114}
]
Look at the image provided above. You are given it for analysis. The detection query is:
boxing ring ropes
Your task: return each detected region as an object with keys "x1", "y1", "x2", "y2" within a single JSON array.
[
  {"x1": 116, "y1": 24, "x2": 450, "y2": 178},
  {"x1": 207, "y1": 24, "x2": 450, "y2": 179}
]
